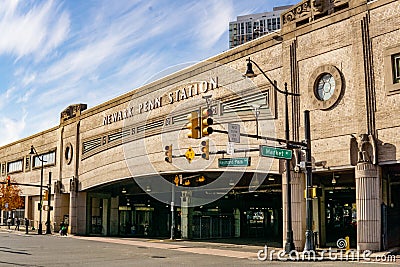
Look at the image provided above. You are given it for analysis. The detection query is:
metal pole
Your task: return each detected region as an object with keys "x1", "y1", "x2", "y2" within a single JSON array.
[
  {"x1": 284, "y1": 82, "x2": 295, "y2": 253},
  {"x1": 304, "y1": 110, "x2": 314, "y2": 251},
  {"x1": 170, "y1": 182, "x2": 175, "y2": 240},
  {"x1": 38, "y1": 158, "x2": 43, "y2": 235},
  {"x1": 46, "y1": 172, "x2": 52, "y2": 234}
]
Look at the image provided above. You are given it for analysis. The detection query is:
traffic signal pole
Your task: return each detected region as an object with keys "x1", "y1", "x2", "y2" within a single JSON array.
[
  {"x1": 304, "y1": 110, "x2": 314, "y2": 251},
  {"x1": 46, "y1": 172, "x2": 52, "y2": 234}
]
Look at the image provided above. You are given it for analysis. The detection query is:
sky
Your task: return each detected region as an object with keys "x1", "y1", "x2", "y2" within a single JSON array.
[{"x1": 0, "y1": 0, "x2": 299, "y2": 147}]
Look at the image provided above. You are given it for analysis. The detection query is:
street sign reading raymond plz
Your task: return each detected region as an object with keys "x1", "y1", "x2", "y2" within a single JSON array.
[
  {"x1": 260, "y1": 145, "x2": 293, "y2": 160},
  {"x1": 218, "y1": 157, "x2": 251, "y2": 167}
]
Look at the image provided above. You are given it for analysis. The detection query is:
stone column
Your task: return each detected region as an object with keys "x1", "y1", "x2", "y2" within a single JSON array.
[
  {"x1": 355, "y1": 161, "x2": 381, "y2": 251},
  {"x1": 109, "y1": 197, "x2": 119, "y2": 236},
  {"x1": 234, "y1": 208, "x2": 240, "y2": 237},
  {"x1": 282, "y1": 171, "x2": 306, "y2": 251},
  {"x1": 68, "y1": 178, "x2": 78, "y2": 234},
  {"x1": 180, "y1": 191, "x2": 191, "y2": 239},
  {"x1": 76, "y1": 192, "x2": 87, "y2": 235},
  {"x1": 24, "y1": 195, "x2": 30, "y2": 220},
  {"x1": 53, "y1": 181, "x2": 62, "y2": 232}
]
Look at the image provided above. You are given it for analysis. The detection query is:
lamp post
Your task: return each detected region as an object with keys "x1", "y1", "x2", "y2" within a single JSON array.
[
  {"x1": 170, "y1": 181, "x2": 175, "y2": 240},
  {"x1": 245, "y1": 58, "x2": 299, "y2": 253},
  {"x1": 29, "y1": 145, "x2": 47, "y2": 235},
  {"x1": 46, "y1": 172, "x2": 52, "y2": 234}
]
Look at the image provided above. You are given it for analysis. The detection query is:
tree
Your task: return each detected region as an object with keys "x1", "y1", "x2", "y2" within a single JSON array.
[{"x1": 0, "y1": 177, "x2": 24, "y2": 211}]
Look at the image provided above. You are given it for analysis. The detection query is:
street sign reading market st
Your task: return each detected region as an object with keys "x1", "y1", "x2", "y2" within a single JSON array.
[{"x1": 260, "y1": 145, "x2": 292, "y2": 160}]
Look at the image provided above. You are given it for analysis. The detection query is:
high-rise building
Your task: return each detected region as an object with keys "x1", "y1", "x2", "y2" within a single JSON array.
[{"x1": 229, "y1": 5, "x2": 291, "y2": 48}]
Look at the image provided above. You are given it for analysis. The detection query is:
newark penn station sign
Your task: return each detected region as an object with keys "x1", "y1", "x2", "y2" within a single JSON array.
[{"x1": 102, "y1": 78, "x2": 218, "y2": 126}]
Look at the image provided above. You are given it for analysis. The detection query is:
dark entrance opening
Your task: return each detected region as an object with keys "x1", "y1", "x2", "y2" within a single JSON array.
[
  {"x1": 325, "y1": 188, "x2": 357, "y2": 247},
  {"x1": 387, "y1": 182, "x2": 400, "y2": 248}
]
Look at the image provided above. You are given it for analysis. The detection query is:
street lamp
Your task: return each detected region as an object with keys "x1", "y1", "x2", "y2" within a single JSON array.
[
  {"x1": 245, "y1": 58, "x2": 299, "y2": 253},
  {"x1": 29, "y1": 145, "x2": 47, "y2": 235},
  {"x1": 46, "y1": 172, "x2": 52, "y2": 234}
]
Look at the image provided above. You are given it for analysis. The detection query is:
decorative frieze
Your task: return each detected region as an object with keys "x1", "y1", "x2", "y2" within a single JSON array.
[{"x1": 282, "y1": 0, "x2": 350, "y2": 26}]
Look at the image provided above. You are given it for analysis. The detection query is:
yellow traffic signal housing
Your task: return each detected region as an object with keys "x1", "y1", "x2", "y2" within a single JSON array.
[
  {"x1": 198, "y1": 176, "x2": 205, "y2": 183},
  {"x1": 43, "y1": 190, "x2": 49, "y2": 201},
  {"x1": 165, "y1": 144, "x2": 173, "y2": 163},
  {"x1": 200, "y1": 108, "x2": 213, "y2": 137},
  {"x1": 174, "y1": 175, "x2": 179, "y2": 186},
  {"x1": 185, "y1": 147, "x2": 195, "y2": 163},
  {"x1": 187, "y1": 111, "x2": 200, "y2": 139},
  {"x1": 201, "y1": 139, "x2": 210, "y2": 160},
  {"x1": 304, "y1": 187, "x2": 322, "y2": 199},
  {"x1": 184, "y1": 180, "x2": 190, "y2": 186}
]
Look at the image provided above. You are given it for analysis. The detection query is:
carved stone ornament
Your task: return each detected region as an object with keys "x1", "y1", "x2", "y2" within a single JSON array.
[
  {"x1": 282, "y1": 0, "x2": 350, "y2": 25},
  {"x1": 54, "y1": 180, "x2": 61, "y2": 194},
  {"x1": 60, "y1": 103, "x2": 87, "y2": 122},
  {"x1": 70, "y1": 177, "x2": 79, "y2": 193},
  {"x1": 350, "y1": 134, "x2": 378, "y2": 166}
]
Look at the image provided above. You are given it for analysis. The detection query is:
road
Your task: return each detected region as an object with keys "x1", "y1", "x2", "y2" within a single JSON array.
[{"x1": 0, "y1": 230, "x2": 397, "y2": 267}]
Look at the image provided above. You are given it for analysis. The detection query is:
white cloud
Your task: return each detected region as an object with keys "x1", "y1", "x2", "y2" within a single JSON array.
[
  {"x1": 17, "y1": 88, "x2": 36, "y2": 104},
  {"x1": 0, "y1": 0, "x2": 70, "y2": 60},
  {"x1": 5, "y1": 86, "x2": 17, "y2": 99},
  {"x1": 0, "y1": 114, "x2": 26, "y2": 147},
  {"x1": 192, "y1": 1, "x2": 235, "y2": 49},
  {"x1": 22, "y1": 73, "x2": 37, "y2": 86}
]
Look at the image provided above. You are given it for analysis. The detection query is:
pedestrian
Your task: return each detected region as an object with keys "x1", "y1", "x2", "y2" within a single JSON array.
[
  {"x1": 24, "y1": 218, "x2": 29, "y2": 234},
  {"x1": 14, "y1": 218, "x2": 20, "y2": 231},
  {"x1": 59, "y1": 221, "x2": 67, "y2": 236},
  {"x1": 7, "y1": 217, "x2": 11, "y2": 229}
]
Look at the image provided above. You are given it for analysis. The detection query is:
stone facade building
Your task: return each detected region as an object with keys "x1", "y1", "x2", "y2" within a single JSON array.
[{"x1": 1, "y1": 0, "x2": 399, "y2": 252}]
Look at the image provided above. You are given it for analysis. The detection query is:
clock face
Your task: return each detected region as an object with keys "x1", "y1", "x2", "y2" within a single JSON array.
[{"x1": 315, "y1": 73, "x2": 336, "y2": 101}]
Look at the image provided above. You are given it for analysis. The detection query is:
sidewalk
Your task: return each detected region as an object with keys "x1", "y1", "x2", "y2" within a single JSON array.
[
  {"x1": 73, "y1": 236, "x2": 270, "y2": 260},
  {"x1": 1, "y1": 226, "x2": 399, "y2": 262},
  {"x1": 72, "y1": 236, "x2": 400, "y2": 262}
]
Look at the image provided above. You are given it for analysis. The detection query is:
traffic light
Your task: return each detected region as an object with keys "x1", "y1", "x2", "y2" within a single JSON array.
[
  {"x1": 6, "y1": 176, "x2": 10, "y2": 187},
  {"x1": 200, "y1": 108, "x2": 213, "y2": 137},
  {"x1": 201, "y1": 139, "x2": 210, "y2": 160},
  {"x1": 43, "y1": 190, "x2": 48, "y2": 201},
  {"x1": 165, "y1": 144, "x2": 173, "y2": 163},
  {"x1": 187, "y1": 111, "x2": 199, "y2": 139},
  {"x1": 198, "y1": 176, "x2": 205, "y2": 183}
]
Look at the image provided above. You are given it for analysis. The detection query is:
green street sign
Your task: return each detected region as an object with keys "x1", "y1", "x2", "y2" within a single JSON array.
[
  {"x1": 260, "y1": 145, "x2": 292, "y2": 160},
  {"x1": 218, "y1": 157, "x2": 251, "y2": 167}
]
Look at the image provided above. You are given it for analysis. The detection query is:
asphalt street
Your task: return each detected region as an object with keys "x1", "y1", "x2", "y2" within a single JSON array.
[{"x1": 0, "y1": 230, "x2": 398, "y2": 267}]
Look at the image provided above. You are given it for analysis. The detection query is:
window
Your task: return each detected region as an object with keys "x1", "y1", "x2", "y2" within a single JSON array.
[
  {"x1": 272, "y1": 18, "x2": 277, "y2": 30},
  {"x1": 1, "y1": 163, "x2": 6, "y2": 175},
  {"x1": 384, "y1": 46, "x2": 400, "y2": 95},
  {"x1": 7, "y1": 159, "x2": 23, "y2": 173},
  {"x1": 315, "y1": 73, "x2": 336, "y2": 101},
  {"x1": 25, "y1": 156, "x2": 30, "y2": 171},
  {"x1": 392, "y1": 53, "x2": 400, "y2": 84},
  {"x1": 33, "y1": 150, "x2": 56, "y2": 168}
]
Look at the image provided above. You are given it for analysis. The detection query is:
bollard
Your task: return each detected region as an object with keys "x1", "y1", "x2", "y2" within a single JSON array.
[{"x1": 345, "y1": 236, "x2": 350, "y2": 251}]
